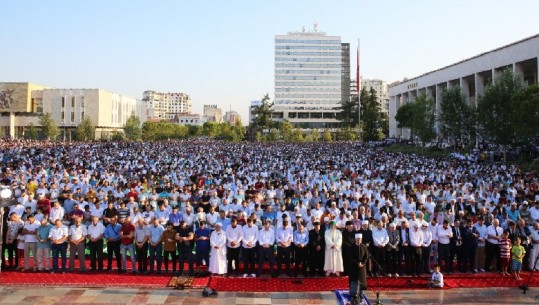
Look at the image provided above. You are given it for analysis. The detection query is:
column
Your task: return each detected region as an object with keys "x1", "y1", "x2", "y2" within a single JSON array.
[
  {"x1": 474, "y1": 73, "x2": 484, "y2": 105},
  {"x1": 9, "y1": 113, "x2": 15, "y2": 139}
]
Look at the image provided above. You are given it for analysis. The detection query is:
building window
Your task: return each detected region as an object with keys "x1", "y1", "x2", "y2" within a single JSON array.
[
  {"x1": 71, "y1": 96, "x2": 75, "y2": 108},
  {"x1": 61, "y1": 97, "x2": 65, "y2": 108},
  {"x1": 71, "y1": 111, "x2": 75, "y2": 123},
  {"x1": 61, "y1": 111, "x2": 65, "y2": 122}
]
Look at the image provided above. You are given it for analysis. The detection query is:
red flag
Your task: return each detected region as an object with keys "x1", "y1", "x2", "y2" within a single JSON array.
[{"x1": 356, "y1": 39, "x2": 360, "y2": 94}]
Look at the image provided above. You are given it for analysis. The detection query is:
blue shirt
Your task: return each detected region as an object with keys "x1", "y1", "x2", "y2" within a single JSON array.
[
  {"x1": 293, "y1": 229, "x2": 309, "y2": 246},
  {"x1": 216, "y1": 217, "x2": 231, "y2": 231},
  {"x1": 195, "y1": 227, "x2": 211, "y2": 249},
  {"x1": 169, "y1": 211, "x2": 183, "y2": 226},
  {"x1": 37, "y1": 224, "x2": 53, "y2": 249},
  {"x1": 148, "y1": 224, "x2": 165, "y2": 244},
  {"x1": 104, "y1": 223, "x2": 122, "y2": 241}
]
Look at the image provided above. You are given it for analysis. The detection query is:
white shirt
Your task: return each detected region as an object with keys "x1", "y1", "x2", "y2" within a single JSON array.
[
  {"x1": 48, "y1": 225, "x2": 69, "y2": 241},
  {"x1": 258, "y1": 227, "x2": 275, "y2": 246},
  {"x1": 473, "y1": 223, "x2": 488, "y2": 247},
  {"x1": 410, "y1": 228, "x2": 424, "y2": 247},
  {"x1": 87, "y1": 222, "x2": 105, "y2": 239},
  {"x1": 372, "y1": 227, "x2": 389, "y2": 247},
  {"x1": 437, "y1": 225, "x2": 453, "y2": 245},
  {"x1": 225, "y1": 224, "x2": 243, "y2": 248},
  {"x1": 428, "y1": 223, "x2": 439, "y2": 241},
  {"x1": 486, "y1": 225, "x2": 503, "y2": 244},
  {"x1": 242, "y1": 224, "x2": 258, "y2": 248},
  {"x1": 275, "y1": 226, "x2": 294, "y2": 247},
  {"x1": 422, "y1": 228, "x2": 433, "y2": 246},
  {"x1": 49, "y1": 206, "x2": 65, "y2": 223},
  {"x1": 69, "y1": 224, "x2": 88, "y2": 241},
  {"x1": 23, "y1": 221, "x2": 39, "y2": 242},
  {"x1": 530, "y1": 207, "x2": 539, "y2": 222}
]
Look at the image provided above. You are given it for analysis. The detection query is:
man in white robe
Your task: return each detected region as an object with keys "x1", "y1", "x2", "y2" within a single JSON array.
[
  {"x1": 209, "y1": 222, "x2": 227, "y2": 275},
  {"x1": 324, "y1": 221, "x2": 344, "y2": 276}
]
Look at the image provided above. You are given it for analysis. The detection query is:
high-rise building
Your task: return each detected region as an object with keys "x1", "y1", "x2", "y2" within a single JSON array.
[
  {"x1": 224, "y1": 111, "x2": 241, "y2": 124},
  {"x1": 142, "y1": 90, "x2": 192, "y2": 120},
  {"x1": 274, "y1": 25, "x2": 349, "y2": 129},
  {"x1": 361, "y1": 79, "x2": 389, "y2": 114},
  {"x1": 203, "y1": 105, "x2": 223, "y2": 123}
]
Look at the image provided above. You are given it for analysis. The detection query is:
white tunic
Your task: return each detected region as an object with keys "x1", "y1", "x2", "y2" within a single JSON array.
[
  {"x1": 209, "y1": 230, "x2": 227, "y2": 274},
  {"x1": 324, "y1": 228, "x2": 344, "y2": 273}
]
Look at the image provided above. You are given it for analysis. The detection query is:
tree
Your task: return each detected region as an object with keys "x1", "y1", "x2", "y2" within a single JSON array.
[
  {"x1": 279, "y1": 120, "x2": 293, "y2": 142},
  {"x1": 477, "y1": 69, "x2": 523, "y2": 158},
  {"x1": 338, "y1": 96, "x2": 359, "y2": 127},
  {"x1": 39, "y1": 113, "x2": 60, "y2": 140},
  {"x1": 511, "y1": 84, "x2": 539, "y2": 141},
  {"x1": 337, "y1": 127, "x2": 357, "y2": 141},
  {"x1": 439, "y1": 87, "x2": 476, "y2": 149},
  {"x1": 202, "y1": 121, "x2": 220, "y2": 138},
  {"x1": 395, "y1": 102, "x2": 415, "y2": 139},
  {"x1": 25, "y1": 123, "x2": 39, "y2": 140},
  {"x1": 76, "y1": 116, "x2": 96, "y2": 141},
  {"x1": 322, "y1": 129, "x2": 333, "y2": 141},
  {"x1": 123, "y1": 112, "x2": 142, "y2": 141},
  {"x1": 251, "y1": 94, "x2": 274, "y2": 137},
  {"x1": 362, "y1": 87, "x2": 383, "y2": 141},
  {"x1": 291, "y1": 128, "x2": 304, "y2": 142},
  {"x1": 267, "y1": 128, "x2": 280, "y2": 141},
  {"x1": 413, "y1": 94, "x2": 436, "y2": 146},
  {"x1": 308, "y1": 129, "x2": 320, "y2": 142},
  {"x1": 187, "y1": 125, "x2": 202, "y2": 138}
]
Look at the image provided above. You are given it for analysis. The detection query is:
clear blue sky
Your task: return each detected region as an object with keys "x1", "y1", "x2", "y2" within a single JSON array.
[{"x1": 2, "y1": 1, "x2": 538, "y2": 123}]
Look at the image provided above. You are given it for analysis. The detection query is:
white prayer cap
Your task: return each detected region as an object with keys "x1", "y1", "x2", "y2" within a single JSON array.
[
  {"x1": 355, "y1": 233, "x2": 362, "y2": 239},
  {"x1": 362, "y1": 220, "x2": 369, "y2": 225},
  {"x1": 422, "y1": 221, "x2": 428, "y2": 227},
  {"x1": 324, "y1": 217, "x2": 330, "y2": 222}
]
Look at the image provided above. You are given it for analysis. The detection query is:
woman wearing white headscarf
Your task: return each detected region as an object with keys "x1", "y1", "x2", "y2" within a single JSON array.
[{"x1": 324, "y1": 220, "x2": 344, "y2": 276}]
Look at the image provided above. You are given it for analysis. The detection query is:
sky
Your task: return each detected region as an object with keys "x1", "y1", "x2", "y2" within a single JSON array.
[{"x1": 2, "y1": 1, "x2": 538, "y2": 123}]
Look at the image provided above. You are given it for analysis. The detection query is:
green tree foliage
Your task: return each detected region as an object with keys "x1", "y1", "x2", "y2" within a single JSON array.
[
  {"x1": 39, "y1": 112, "x2": 60, "y2": 140},
  {"x1": 322, "y1": 129, "x2": 333, "y2": 141},
  {"x1": 123, "y1": 112, "x2": 142, "y2": 141},
  {"x1": 361, "y1": 87, "x2": 384, "y2": 141},
  {"x1": 439, "y1": 87, "x2": 477, "y2": 148},
  {"x1": 394, "y1": 102, "x2": 415, "y2": 131},
  {"x1": 279, "y1": 120, "x2": 293, "y2": 142},
  {"x1": 395, "y1": 94, "x2": 436, "y2": 145},
  {"x1": 477, "y1": 69, "x2": 522, "y2": 146},
  {"x1": 251, "y1": 94, "x2": 274, "y2": 132},
  {"x1": 188, "y1": 125, "x2": 203, "y2": 138},
  {"x1": 291, "y1": 128, "x2": 304, "y2": 142},
  {"x1": 25, "y1": 123, "x2": 39, "y2": 140},
  {"x1": 267, "y1": 128, "x2": 280, "y2": 141},
  {"x1": 111, "y1": 132, "x2": 126, "y2": 141},
  {"x1": 338, "y1": 96, "x2": 359, "y2": 127},
  {"x1": 307, "y1": 129, "x2": 320, "y2": 142},
  {"x1": 202, "y1": 121, "x2": 220, "y2": 138},
  {"x1": 219, "y1": 122, "x2": 245, "y2": 142},
  {"x1": 511, "y1": 84, "x2": 539, "y2": 141},
  {"x1": 75, "y1": 116, "x2": 96, "y2": 141},
  {"x1": 142, "y1": 121, "x2": 188, "y2": 140},
  {"x1": 337, "y1": 127, "x2": 358, "y2": 141}
]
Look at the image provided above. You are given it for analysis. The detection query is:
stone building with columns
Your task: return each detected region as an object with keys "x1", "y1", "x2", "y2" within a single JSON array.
[{"x1": 389, "y1": 34, "x2": 539, "y2": 139}]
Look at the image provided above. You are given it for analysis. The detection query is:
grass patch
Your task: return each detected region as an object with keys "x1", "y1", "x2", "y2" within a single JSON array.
[{"x1": 383, "y1": 143, "x2": 449, "y2": 158}]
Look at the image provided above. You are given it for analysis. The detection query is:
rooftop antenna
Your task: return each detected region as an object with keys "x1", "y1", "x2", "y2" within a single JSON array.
[{"x1": 313, "y1": 20, "x2": 319, "y2": 32}]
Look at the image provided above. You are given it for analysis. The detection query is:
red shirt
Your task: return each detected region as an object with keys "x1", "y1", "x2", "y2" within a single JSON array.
[
  {"x1": 37, "y1": 198, "x2": 51, "y2": 215},
  {"x1": 120, "y1": 223, "x2": 135, "y2": 245}
]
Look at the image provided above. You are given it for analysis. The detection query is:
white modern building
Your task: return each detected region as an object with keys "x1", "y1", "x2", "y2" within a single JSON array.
[
  {"x1": 0, "y1": 83, "x2": 145, "y2": 139},
  {"x1": 350, "y1": 79, "x2": 390, "y2": 115},
  {"x1": 143, "y1": 90, "x2": 192, "y2": 120},
  {"x1": 274, "y1": 25, "x2": 349, "y2": 129},
  {"x1": 389, "y1": 34, "x2": 539, "y2": 139},
  {"x1": 177, "y1": 113, "x2": 207, "y2": 126}
]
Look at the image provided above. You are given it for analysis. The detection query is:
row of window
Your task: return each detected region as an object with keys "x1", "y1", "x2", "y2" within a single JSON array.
[
  {"x1": 274, "y1": 51, "x2": 341, "y2": 57},
  {"x1": 275, "y1": 39, "x2": 341, "y2": 45},
  {"x1": 275, "y1": 69, "x2": 340, "y2": 75},
  {"x1": 276, "y1": 45, "x2": 342, "y2": 50},
  {"x1": 275, "y1": 87, "x2": 341, "y2": 93},
  {"x1": 275, "y1": 57, "x2": 341, "y2": 63},
  {"x1": 275, "y1": 63, "x2": 341, "y2": 69},
  {"x1": 274, "y1": 93, "x2": 341, "y2": 99},
  {"x1": 60, "y1": 96, "x2": 85, "y2": 108},
  {"x1": 275, "y1": 81, "x2": 341, "y2": 87},
  {"x1": 275, "y1": 75, "x2": 341, "y2": 80}
]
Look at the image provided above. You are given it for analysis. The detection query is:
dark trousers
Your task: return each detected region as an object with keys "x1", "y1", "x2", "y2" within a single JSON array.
[
  {"x1": 450, "y1": 245, "x2": 465, "y2": 271},
  {"x1": 386, "y1": 249, "x2": 399, "y2": 274},
  {"x1": 227, "y1": 247, "x2": 240, "y2": 275},
  {"x1": 163, "y1": 250, "x2": 177, "y2": 272},
  {"x1": 294, "y1": 246, "x2": 308, "y2": 276},
  {"x1": 398, "y1": 246, "x2": 411, "y2": 274},
  {"x1": 178, "y1": 245, "x2": 194, "y2": 275},
  {"x1": 373, "y1": 246, "x2": 386, "y2": 275},
  {"x1": 5, "y1": 241, "x2": 18, "y2": 268},
  {"x1": 106, "y1": 240, "x2": 121, "y2": 270},
  {"x1": 463, "y1": 244, "x2": 476, "y2": 272},
  {"x1": 411, "y1": 246, "x2": 422, "y2": 275},
  {"x1": 422, "y1": 246, "x2": 431, "y2": 273},
  {"x1": 88, "y1": 240, "x2": 104, "y2": 271},
  {"x1": 438, "y1": 243, "x2": 452, "y2": 272},
  {"x1": 309, "y1": 248, "x2": 325, "y2": 276},
  {"x1": 485, "y1": 241, "x2": 500, "y2": 271},
  {"x1": 51, "y1": 242, "x2": 67, "y2": 272},
  {"x1": 136, "y1": 243, "x2": 148, "y2": 272},
  {"x1": 276, "y1": 246, "x2": 291, "y2": 275},
  {"x1": 243, "y1": 247, "x2": 256, "y2": 274},
  {"x1": 149, "y1": 243, "x2": 163, "y2": 272},
  {"x1": 195, "y1": 246, "x2": 210, "y2": 269},
  {"x1": 258, "y1": 246, "x2": 275, "y2": 275}
]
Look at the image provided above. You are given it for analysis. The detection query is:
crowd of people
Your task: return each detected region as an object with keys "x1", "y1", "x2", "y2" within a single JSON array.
[{"x1": 1, "y1": 139, "x2": 538, "y2": 294}]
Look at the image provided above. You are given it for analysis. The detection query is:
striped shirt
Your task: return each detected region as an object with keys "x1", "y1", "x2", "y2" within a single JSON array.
[{"x1": 499, "y1": 238, "x2": 512, "y2": 259}]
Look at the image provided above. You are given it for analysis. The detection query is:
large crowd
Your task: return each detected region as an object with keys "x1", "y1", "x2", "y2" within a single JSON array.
[{"x1": 1, "y1": 139, "x2": 538, "y2": 285}]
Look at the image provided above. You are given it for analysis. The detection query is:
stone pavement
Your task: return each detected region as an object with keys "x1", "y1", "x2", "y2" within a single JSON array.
[{"x1": 0, "y1": 286, "x2": 538, "y2": 305}]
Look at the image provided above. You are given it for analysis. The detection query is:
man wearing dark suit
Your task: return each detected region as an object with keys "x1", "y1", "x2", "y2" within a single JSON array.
[
  {"x1": 358, "y1": 220, "x2": 373, "y2": 275},
  {"x1": 348, "y1": 233, "x2": 369, "y2": 305},
  {"x1": 398, "y1": 221, "x2": 411, "y2": 275},
  {"x1": 308, "y1": 221, "x2": 325, "y2": 276},
  {"x1": 450, "y1": 219, "x2": 465, "y2": 272},
  {"x1": 341, "y1": 221, "x2": 357, "y2": 276},
  {"x1": 461, "y1": 218, "x2": 478, "y2": 272}
]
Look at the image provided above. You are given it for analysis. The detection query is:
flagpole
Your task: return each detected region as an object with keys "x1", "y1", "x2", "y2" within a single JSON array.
[{"x1": 357, "y1": 39, "x2": 361, "y2": 140}]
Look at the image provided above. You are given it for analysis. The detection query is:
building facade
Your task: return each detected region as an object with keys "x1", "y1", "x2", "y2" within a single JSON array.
[
  {"x1": 177, "y1": 114, "x2": 207, "y2": 126},
  {"x1": 361, "y1": 79, "x2": 389, "y2": 115},
  {"x1": 224, "y1": 111, "x2": 241, "y2": 124},
  {"x1": 0, "y1": 83, "x2": 145, "y2": 140},
  {"x1": 143, "y1": 90, "x2": 192, "y2": 120},
  {"x1": 389, "y1": 34, "x2": 539, "y2": 139},
  {"x1": 203, "y1": 105, "x2": 223, "y2": 123},
  {"x1": 274, "y1": 27, "x2": 349, "y2": 129}
]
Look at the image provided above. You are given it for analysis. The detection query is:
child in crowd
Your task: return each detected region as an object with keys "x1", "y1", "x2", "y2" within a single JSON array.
[
  {"x1": 499, "y1": 231, "x2": 512, "y2": 276},
  {"x1": 17, "y1": 228, "x2": 25, "y2": 270},
  {"x1": 511, "y1": 237, "x2": 526, "y2": 280},
  {"x1": 428, "y1": 264, "x2": 444, "y2": 288}
]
